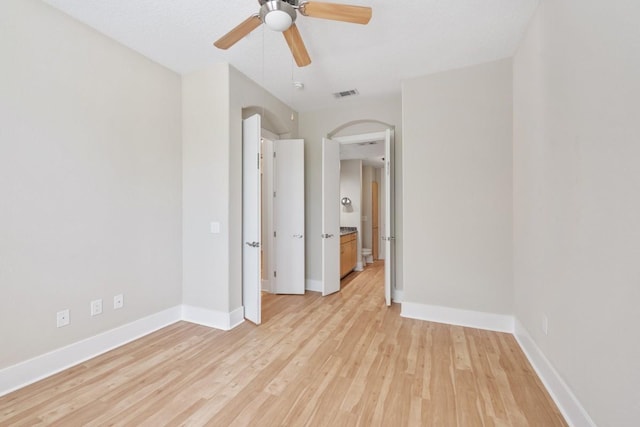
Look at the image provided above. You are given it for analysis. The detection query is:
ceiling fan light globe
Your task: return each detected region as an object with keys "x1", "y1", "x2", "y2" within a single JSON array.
[{"x1": 265, "y1": 10, "x2": 293, "y2": 32}]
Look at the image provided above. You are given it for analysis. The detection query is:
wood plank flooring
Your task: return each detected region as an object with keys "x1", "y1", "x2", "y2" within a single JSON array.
[{"x1": 0, "y1": 261, "x2": 567, "y2": 426}]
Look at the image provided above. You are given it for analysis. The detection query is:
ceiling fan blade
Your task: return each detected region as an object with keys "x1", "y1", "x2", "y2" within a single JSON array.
[
  {"x1": 214, "y1": 15, "x2": 262, "y2": 49},
  {"x1": 283, "y1": 24, "x2": 311, "y2": 67},
  {"x1": 299, "y1": 1, "x2": 372, "y2": 25}
]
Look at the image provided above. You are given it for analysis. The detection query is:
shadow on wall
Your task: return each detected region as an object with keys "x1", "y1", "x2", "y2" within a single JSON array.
[{"x1": 243, "y1": 106, "x2": 292, "y2": 136}]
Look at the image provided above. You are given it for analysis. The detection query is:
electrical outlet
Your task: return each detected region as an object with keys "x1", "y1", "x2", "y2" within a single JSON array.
[
  {"x1": 91, "y1": 299, "x2": 103, "y2": 316},
  {"x1": 56, "y1": 309, "x2": 70, "y2": 328},
  {"x1": 113, "y1": 294, "x2": 124, "y2": 310},
  {"x1": 541, "y1": 314, "x2": 549, "y2": 336}
]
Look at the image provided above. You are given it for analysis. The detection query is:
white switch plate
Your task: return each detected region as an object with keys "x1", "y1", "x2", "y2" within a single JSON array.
[
  {"x1": 56, "y1": 309, "x2": 70, "y2": 328},
  {"x1": 210, "y1": 222, "x2": 220, "y2": 234},
  {"x1": 90, "y1": 299, "x2": 103, "y2": 316},
  {"x1": 541, "y1": 314, "x2": 549, "y2": 335},
  {"x1": 113, "y1": 294, "x2": 124, "y2": 310}
]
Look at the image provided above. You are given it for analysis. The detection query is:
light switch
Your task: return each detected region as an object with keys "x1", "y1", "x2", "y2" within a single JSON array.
[{"x1": 210, "y1": 222, "x2": 221, "y2": 234}]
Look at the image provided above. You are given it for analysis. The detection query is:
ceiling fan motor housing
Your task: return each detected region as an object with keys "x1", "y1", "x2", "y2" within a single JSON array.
[{"x1": 258, "y1": 0, "x2": 301, "y2": 6}]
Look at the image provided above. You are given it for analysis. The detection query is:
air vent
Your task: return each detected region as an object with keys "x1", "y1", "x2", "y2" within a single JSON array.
[{"x1": 333, "y1": 89, "x2": 359, "y2": 98}]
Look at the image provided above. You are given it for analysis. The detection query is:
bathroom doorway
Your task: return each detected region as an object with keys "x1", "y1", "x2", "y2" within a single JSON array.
[{"x1": 321, "y1": 129, "x2": 395, "y2": 305}]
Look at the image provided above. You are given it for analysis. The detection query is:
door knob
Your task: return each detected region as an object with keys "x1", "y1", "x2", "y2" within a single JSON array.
[
  {"x1": 321, "y1": 233, "x2": 334, "y2": 238},
  {"x1": 293, "y1": 234, "x2": 304, "y2": 238},
  {"x1": 245, "y1": 241, "x2": 260, "y2": 248}
]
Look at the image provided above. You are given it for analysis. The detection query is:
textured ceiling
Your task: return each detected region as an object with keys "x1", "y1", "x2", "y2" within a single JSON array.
[{"x1": 41, "y1": 0, "x2": 539, "y2": 112}]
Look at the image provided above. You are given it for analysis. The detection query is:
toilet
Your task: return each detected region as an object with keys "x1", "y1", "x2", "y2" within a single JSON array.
[{"x1": 362, "y1": 248, "x2": 373, "y2": 265}]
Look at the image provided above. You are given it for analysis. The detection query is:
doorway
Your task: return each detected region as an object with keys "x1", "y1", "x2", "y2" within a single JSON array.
[
  {"x1": 321, "y1": 129, "x2": 395, "y2": 305},
  {"x1": 242, "y1": 114, "x2": 305, "y2": 325}
]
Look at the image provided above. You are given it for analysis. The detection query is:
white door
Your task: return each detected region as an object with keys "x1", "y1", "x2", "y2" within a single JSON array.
[
  {"x1": 383, "y1": 129, "x2": 394, "y2": 306},
  {"x1": 273, "y1": 139, "x2": 305, "y2": 294},
  {"x1": 242, "y1": 114, "x2": 261, "y2": 324},
  {"x1": 322, "y1": 138, "x2": 341, "y2": 296}
]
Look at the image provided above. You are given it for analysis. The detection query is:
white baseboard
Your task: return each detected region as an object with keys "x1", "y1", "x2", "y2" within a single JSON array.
[
  {"x1": 305, "y1": 279, "x2": 322, "y2": 292},
  {"x1": 261, "y1": 279, "x2": 271, "y2": 293},
  {"x1": 0, "y1": 305, "x2": 182, "y2": 397},
  {"x1": 228, "y1": 306, "x2": 245, "y2": 330},
  {"x1": 182, "y1": 305, "x2": 244, "y2": 331},
  {"x1": 514, "y1": 320, "x2": 596, "y2": 427},
  {"x1": 4, "y1": 299, "x2": 592, "y2": 427},
  {"x1": 391, "y1": 288, "x2": 404, "y2": 303},
  {"x1": 400, "y1": 304, "x2": 593, "y2": 426},
  {"x1": 400, "y1": 302, "x2": 514, "y2": 333},
  {"x1": 0, "y1": 304, "x2": 247, "y2": 397}
]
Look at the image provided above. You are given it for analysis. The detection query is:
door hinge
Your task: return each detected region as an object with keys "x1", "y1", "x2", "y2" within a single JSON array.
[
  {"x1": 257, "y1": 153, "x2": 260, "y2": 169},
  {"x1": 273, "y1": 151, "x2": 276, "y2": 158},
  {"x1": 274, "y1": 231, "x2": 276, "y2": 237},
  {"x1": 273, "y1": 191, "x2": 276, "y2": 198},
  {"x1": 274, "y1": 271, "x2": 277, "y2": 278}
]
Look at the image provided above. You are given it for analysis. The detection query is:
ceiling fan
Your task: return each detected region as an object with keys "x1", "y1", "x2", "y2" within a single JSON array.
[{"x1": 214, "y1": 1, "x2": 372, "y2": 67}]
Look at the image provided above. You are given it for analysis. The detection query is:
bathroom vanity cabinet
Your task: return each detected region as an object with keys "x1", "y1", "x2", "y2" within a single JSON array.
[{"x1": 340, "y1": 232, "x2": 357, "y2": 278}]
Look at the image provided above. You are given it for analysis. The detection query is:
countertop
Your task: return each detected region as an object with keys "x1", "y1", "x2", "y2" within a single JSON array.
[{"x1": 340, "y1": 227, "x2": 357, "y2": 236}]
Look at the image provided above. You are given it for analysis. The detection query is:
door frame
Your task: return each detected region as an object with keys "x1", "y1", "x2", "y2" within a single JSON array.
[{"x1": 326, "y1": 130, "x2": 396, "y2": 303}]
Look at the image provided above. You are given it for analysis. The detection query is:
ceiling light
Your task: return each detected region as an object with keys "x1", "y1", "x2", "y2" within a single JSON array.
[
  {"x1": 260, "y1": 1, "x2": 296, "y2": 32},
  {"x1": 265, "y1": 10, "x2": 292, "y2": 31}
]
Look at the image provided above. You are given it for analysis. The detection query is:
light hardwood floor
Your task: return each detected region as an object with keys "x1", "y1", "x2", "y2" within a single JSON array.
[{"x1": 0, "y1": 261, "x2": 567, "y2": 426}]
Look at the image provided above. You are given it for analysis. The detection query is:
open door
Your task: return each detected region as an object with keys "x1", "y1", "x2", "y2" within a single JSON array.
[
  {"x1": 273, "y1": 139, "x2": 305, "y2": 294},
  {"x1": 242, "y1": 114, "x2": 261, "y2": 324},
  {"x1": 372, "y1": 181, "x2": 379, "y2": 260},
  {"x1": 383, "y1": 129, "x2": 394, "y2": 306},
  {"x1": 321, "y1": 137, "x2": 340, "y2": 296}
]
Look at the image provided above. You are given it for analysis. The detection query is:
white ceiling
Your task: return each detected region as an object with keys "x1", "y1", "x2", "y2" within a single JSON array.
[{"x1": 41, "y1": 0, "x2": 538, "y2": 112}]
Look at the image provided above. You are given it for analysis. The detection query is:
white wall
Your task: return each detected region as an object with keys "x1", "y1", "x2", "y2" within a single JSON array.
[
  {"x1": 298, "y1": 95, "x2": 403, "y2": 288},
  {"x1": 340, "y1": 160, "x2": 363, "y2": 264},
  {"x1": 513, "y1": 1, "x2": 640, "y2": 425},
  {"x1": 339, "y1": 160, "x2": 362, "y2": 228},
  {"x1": 0, "y1": 0, "x2": 182, "y2": 369},
  {"x1": 402, "y1": 59, "x2": 513, "y2": 315}
]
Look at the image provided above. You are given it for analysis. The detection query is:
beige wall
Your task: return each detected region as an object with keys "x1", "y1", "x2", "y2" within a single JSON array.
[
  {"x1": 513, "y1": 1, "x2": 640, "y2": 425},
  {"x1": 298, "y1": 95, "x2": 403, "y2": 288},
  {"x1": 181, "y1": 64, "x2": 231, "y2": 312},
  {"x1": 0, "y1": 0, "x2": 182, "y2": 369},
  {"x1": 402, "y1": 59, "x2": 513, "y2": 314},
  {"x1": 182, "y1": 63, "x2": 296, "y2": 314}
]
